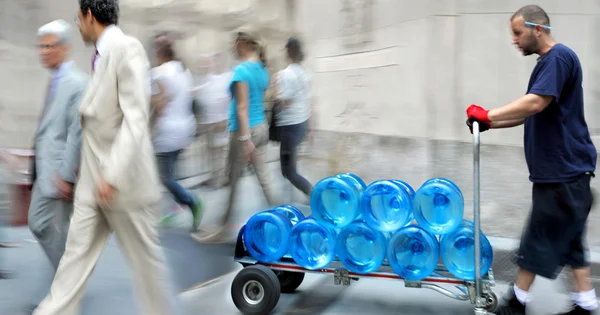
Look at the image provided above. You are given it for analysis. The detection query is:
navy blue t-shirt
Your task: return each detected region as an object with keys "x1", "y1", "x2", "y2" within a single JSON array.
[{"x1": 524, "y1": 43, "x2": 597, "y2": 183}]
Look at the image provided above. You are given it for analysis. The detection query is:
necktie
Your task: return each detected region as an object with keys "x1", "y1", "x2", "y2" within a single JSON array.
[{"x1": 91, "y1": 50, "x2": 99, "y2": 72}]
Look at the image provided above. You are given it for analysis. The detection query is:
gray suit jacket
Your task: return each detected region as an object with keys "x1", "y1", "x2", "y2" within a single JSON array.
[
  {"x1": 77, "y1": 27, "x2": 162, "y2": 207},
  {"x1": 33, "y1": 64, "x2": 88, "y2": 198}
]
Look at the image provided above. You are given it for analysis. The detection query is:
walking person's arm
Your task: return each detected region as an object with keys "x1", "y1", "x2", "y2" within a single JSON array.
[{"x1": 99, "y1": 42, "x2": 151, "y2": 202}]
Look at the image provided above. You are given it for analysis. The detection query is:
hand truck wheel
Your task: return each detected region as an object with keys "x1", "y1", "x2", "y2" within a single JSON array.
[
  {"x1": 274, "y1": 270, "x2": 305, "y2": 293},
  {"x1": 484, "y1": 292, "x2": 498, "y2": 312},
  {"x1": 231, "y1": 265, "x2": 281, "y2": 315}
]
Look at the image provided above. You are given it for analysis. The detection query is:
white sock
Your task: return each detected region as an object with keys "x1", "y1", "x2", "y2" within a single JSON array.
[
  {"x1": 573, "y1": 289, "x2": 599, "y2": 311},
  {"x1": 513, "y1": 284, "x2": 530, "y2": 304}
]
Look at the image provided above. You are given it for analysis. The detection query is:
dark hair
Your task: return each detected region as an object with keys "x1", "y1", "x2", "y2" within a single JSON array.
[
  {"x1": 154, "y1": 33, "x2": 176, "y2": 61},
  {"x1": 511, "y1": 5, "x2": 551, "y2": 33},
  {"x1": 286, "y1": 37, "x2": 304, "y2": 63},
  {"x1": 79, "y1": 0, "x2": 119, "y2": 26}
]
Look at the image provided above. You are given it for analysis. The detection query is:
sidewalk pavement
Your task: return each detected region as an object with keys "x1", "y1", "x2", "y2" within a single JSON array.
[{"x1": 2, "y1": 160, "x2": 600, "y2": 314}]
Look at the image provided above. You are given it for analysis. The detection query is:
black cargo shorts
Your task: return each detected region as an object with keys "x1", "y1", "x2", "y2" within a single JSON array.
[{"x1": 514, "y1": 173, "x2": 594, "y2": 279}]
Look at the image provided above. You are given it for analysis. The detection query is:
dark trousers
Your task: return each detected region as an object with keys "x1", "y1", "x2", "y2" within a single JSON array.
[
  {"x1": 279, "y1": 121, "x2": 313, "y2": 196},
  {"x1": 156, "y1": 150, "x2": 195, "y2": 210},
  {"x1": 515, "y1": 173, "x2": 594, "y2": 279}
]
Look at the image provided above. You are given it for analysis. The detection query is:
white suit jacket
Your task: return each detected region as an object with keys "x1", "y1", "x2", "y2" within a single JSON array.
[{"x1": 76, "y1": 27, "x2": 161, "y2": 207}]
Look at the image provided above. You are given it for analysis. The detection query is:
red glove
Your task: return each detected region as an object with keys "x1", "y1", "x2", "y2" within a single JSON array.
[
  {"x1": 466, "y1": 104, "x2": 491, "y2": 133},
  {"x1": 466, "y1": 104, "x2": 490, "y2": 124}
]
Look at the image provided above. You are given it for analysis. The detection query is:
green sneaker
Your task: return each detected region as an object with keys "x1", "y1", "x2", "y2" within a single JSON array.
[
  {"x1": 158, "y1": 212, "x2": 179, "y2": 228},
  {"x1": 191, "y1": 195, "x2": 205, "y2": 231}
]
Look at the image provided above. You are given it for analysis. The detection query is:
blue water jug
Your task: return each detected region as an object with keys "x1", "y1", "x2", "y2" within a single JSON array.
[
  {"x1": 289, "y1": 218, "x2": 337, "y2": 270},
  {"x1": 387, "y1": 225, "x2": 439, "y2": 281},
  {"x1": 392, "y1": 180, "x2": 416, "y2": 196},
  {"x1": 310, "y1": 174, "x2": 363, "y2": 228},
  {"x1": 243, "y1": 210, "x2": 293, "y2": 263},
  {"x1": 336, "y1": 221, "x2": 387, "y2": 274},
  {"x1": 361, "y1": 180, "x2": 413, "y2": 232},
  {"x1": 272, "y1": 205, "x2": 306, "y2": 225},
  {"x1": 413, "y1": 178, "x2": 464, "y2": 235},
  {"x1": 440, "y1": 220, "x2": 493, "y2": 280},
  {"x1": 392, "y1": 180, "x2": 416, "y2": 225},
  {"x1": 336, "y1": 173, "x2": 367, "y2": 194}
]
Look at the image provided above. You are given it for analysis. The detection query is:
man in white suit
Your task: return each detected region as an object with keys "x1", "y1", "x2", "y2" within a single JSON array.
[
  {"x1": 26, "y1": 19, "x2": 88, "y2": 313},
  {"x1": 33, "y1": 1, "x2": 179, "y2": 314}
]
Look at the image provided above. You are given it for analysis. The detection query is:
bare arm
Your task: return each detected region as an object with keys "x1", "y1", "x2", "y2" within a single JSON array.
[
  {"x1": 488, "y1": 94, "x2": 554, "y2": 122},
  {"x1": 150, "y1": 80, "x2": 167, "y2": 125},
  {"x1": 491, "y1": 119, "x2": 525, "y2": 129}
]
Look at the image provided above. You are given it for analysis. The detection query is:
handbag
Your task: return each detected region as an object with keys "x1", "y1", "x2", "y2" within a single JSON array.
[{"x1": 268, "y1": 100, "x2": 282, "y2": 142}]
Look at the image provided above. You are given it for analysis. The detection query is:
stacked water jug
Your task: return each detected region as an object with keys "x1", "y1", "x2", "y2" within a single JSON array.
[{"x1": 242, "y1": 173, "x2": 493, "y2": 281}]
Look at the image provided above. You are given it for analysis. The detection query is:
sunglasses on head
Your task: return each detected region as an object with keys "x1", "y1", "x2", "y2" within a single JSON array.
[{"x1": 524, "y1": 21, "x2": 552, "y2": 30}]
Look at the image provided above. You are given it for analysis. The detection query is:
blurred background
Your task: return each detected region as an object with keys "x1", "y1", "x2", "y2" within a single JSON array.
[{"x1": 1, "y1": 0, "x2": 600, "y2": 314}]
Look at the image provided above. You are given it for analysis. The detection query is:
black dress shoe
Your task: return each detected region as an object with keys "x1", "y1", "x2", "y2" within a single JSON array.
[
  {"x1": 494, "y1": 295, "x2": 526, "y2": 315},
  {"x1": 554, "y1": 304, "x2": 595, "y2": 315}
]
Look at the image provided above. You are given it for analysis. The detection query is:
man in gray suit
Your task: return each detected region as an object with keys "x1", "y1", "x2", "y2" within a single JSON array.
[{"x1": 27, "y1": 19, "x2": 87, "y2": 311}]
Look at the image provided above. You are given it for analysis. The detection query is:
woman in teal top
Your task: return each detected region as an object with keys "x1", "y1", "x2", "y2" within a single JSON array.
[{"x1": 196, "y1": 28, "x2": 277, "y2": 242}]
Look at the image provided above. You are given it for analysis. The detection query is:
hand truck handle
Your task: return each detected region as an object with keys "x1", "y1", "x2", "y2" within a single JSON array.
[{"x1": 472, "y1": 122, "x2": 483, "y2": 301}]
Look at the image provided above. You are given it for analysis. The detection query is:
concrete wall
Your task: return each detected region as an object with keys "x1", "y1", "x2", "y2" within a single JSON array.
[
  {"x1": 297, "y1": 0, "x2": 600, "y2": 146},
  {"x1": 2, "y1": 0, "x2": 600, "y2": 246}
]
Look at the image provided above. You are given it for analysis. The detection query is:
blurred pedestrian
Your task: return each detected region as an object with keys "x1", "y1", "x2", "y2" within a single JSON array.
[
  {"x1": 195, "y1": 28, "x2": 277, "y2": 243},
  {"x1": 150, "y1": 33, "x2": 204, "y2": 231},
  {"x1": 33, "y1": 1, "x2": 180, "y2": 314},
  {"x1": 26, "y1": 19, "x2": 88, "y2": 313},
  {"x1": 272, "y1": 37, "x2": 313, "y2": 202},
  {"x1": 466, "y1": 5, "x2": 597, "y2": 315},
  {"x1": 193, "y1": 52, "x2": 232, "y2": 188}
]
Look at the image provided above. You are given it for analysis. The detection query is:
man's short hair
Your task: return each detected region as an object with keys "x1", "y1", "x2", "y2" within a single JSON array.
[
  {"x1": 512, "y1": 5, "x2": 551, "y2": 31},
  {"x1": 79, "y1": 0, "x2": 119, "y2": 26},
  {"x1": 37, "y1": 19, "x2": 72, "y2": 44}
]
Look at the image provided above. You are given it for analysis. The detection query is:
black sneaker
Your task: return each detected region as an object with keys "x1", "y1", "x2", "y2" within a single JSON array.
[
  {"x1": 555, "y1": 304, "x2": 593, "y2": 315},
  {"x1": 494, "y1": 295, "x2": 526, "y2": 315}
]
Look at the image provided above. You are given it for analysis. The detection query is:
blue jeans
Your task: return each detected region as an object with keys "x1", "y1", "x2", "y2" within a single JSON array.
[
  {"x1": 156, "y1": 150, "x2": 196, "y2": 210},
  {"x1": 279, "y1": 121, "x2": 313, "y2": 196}
]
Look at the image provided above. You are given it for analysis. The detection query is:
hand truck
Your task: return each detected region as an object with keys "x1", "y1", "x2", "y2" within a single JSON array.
[{"x1": 229, "y1": 122, "x2": 497, "y2": 315}]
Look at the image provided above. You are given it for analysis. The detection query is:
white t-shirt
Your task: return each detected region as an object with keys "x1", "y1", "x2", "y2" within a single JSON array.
[
  {"x1": 275, "y1": 63, "x2": 312, "y2": 126},
  {"x1": 194, "y1": 71, "x2": 233, "y2": 124},
  {"x1": 151, "y1": 61, "x2": 197, "y2": 153}
]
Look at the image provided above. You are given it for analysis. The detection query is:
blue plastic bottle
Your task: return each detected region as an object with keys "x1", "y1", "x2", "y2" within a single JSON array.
[
  {"x1": 272, "y1": 205, "x2": 306, "y2": 225},
  {"x1": 413, "y1": 178, "x2": 464, "y2": 235},
  {"x1": 440, "y1": 220, "x2": 494, "y2": 280},
  {"x1": 336, "y1": 173, "x2": 367, "y2": 194},
  {"x1": 393, "y1": 180, "x2": 417, "y2": 226},
  {"x1": 310, "y1": 174, "x2": 363, "y2": 228},
  {"x1": 243, "y1": 210, "x2": 293, "y2": 263},
  {"x1": 336, "y1": 221, "x2": 387, "y2": 274},
  {"x1": 387, "y1": 225, "x2": 439, "y2": 281},
  {"x1": 289, "y1": 218, "x2": 337, "y2": 270},
  {"x1": 361, "y1": 180, "x2": 413, "y2": 232}
]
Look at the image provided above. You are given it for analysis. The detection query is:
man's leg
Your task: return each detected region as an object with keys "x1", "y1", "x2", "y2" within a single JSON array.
[
  {"x1": 28, "y1": 186, "x2": 73, "y2": 270},
  {"x1": 105, "y1": 202, "x2": 181, "y2": 315},
  {"x1": 495, "y1": 182, "x2": 565, "y2": 314},
  {"x1": 560, "y1": 174, "x2": 597, "y2": 313},
  {"x1": 33, "y1": 201, "x2": 111, "y2": 315},
  {"x1": 27, "y1": 187, "x2": 73, "y2": 307}
]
